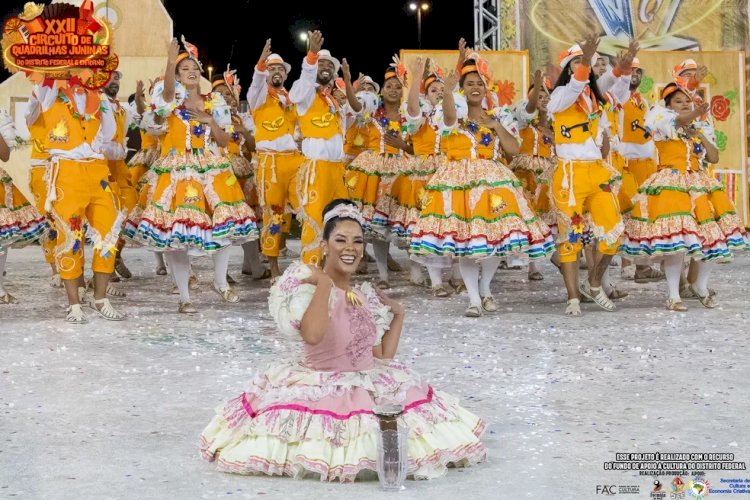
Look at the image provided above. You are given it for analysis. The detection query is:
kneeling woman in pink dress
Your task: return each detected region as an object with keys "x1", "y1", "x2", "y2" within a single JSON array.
[{"x1": 200, "y1": 199, "x2": 486, "y2": 481}]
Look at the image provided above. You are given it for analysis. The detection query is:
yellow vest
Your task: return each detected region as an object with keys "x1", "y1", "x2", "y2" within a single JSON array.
[
  {"x1": 621, "y1": 94, "x2": 650, "y2": 145},
  {"x1": 111, "y1": 100, "x2": 127, "y2": 145},
  {"x1": 27, "y1": 114, "x2": 48, "y2": 161},
  {"x1": 252, "y1": 96, "x2": 296, "y2": 144},
  {"x1": 41, "y1": 91, "x2": 104, "y2": 153},
  {"x1": 140, "y1": 129, "x2": 158, "y2": 149},
  {"x1": 656, "y1": 138, "x2": 701, "y2": 173},
  {"x1": 552, "y1": 99, "x2": 599, "y2": 145},
  {"x1": 298, "y1": 92, "x2": 342, "y2": 139},
  {"x1": 604, "y1": 94, "x2": 620, "y2": 139},
  {"x1": 518, "y1": 125, "x2": 553, "y2": 158}
]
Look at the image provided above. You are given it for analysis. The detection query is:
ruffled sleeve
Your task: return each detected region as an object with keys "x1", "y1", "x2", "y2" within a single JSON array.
[
  {"x1": 400, "y1": 97, "x2": 433, "y2": 135},
  {"x1": 356, "y1": 282, "x2": 394, "y2": 346},
  {"x1": 645, "y1": 104, "x2": 679, "y2": 141},
  {"x1": 207, "y1": 92, "x2": 232, "y2": 131},
  {"x1": 140, "y1": 110, "x2": 167, "y2": 137},
  {"x1": 149, "y1": 80, "x2": 185, "y2": 117},
  {"x1": 696, "y1": 115, "x2": 717, "y2": 147},
  {"x1": 512, "y1": 99, "x2": 537, "y2": 129},
  {"x1": 491, "y1": 105, "x2": 521, "y2": 144},
  {"x1": 240, "y1": 111, "x2": 255, "y2": 135},
  {"x1": 268, "y1": 262, "x2": 336, "y2": 340},
  {"x1": 356, "y1": 91, "x2": 380, "y2": 118},
  {"x1": 0, "y1": 109, "x2": 18, "y2": 146},
  {"x1": 434, "y1": 92, "x2": 467, "y2": 136}
]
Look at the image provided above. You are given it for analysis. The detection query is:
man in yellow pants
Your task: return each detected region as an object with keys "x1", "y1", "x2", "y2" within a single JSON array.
[
  {"x1": 25, "y1": 92, "x2": 61, "y2": 287},
  {"x1": 30, "y1": 78, "x2": 126, "y2": 323},
  {"x1": 289, "y1": 31, "x2": 349, "y2": 265},
  {"x1": 102, "y1": 71, "x2": 138, "y2": 282},
  {"x1": 248, "y1": 39, "x2": 303, "y2": 278}
]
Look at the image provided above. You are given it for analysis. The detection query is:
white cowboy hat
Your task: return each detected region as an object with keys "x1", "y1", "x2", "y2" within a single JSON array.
[
  {"x1": 266, "y1": 53, "x2": 292, "y2": 74},
  {"x1": 317, "y1": 49, "x2": 341, "y2": 75}
]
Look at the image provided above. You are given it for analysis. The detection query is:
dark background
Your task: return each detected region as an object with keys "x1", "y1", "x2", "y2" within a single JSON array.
[{"x1": 1, "y1": 0, "x2": 474, "y2": 88}]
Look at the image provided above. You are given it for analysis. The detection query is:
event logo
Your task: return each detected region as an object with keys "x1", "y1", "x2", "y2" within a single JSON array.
[
  {"x1": 671, "y1": 476, "x2": 686, "y2": 499},
  {"x1": 651, "y1": 479, "x2": 667, "y2": 499},
  {"x1": 1, "y1": 1, "x2": 118, "y2": 88},
  {"x1": 687, "y1": 477, "x2": 710, "y2": 499}
]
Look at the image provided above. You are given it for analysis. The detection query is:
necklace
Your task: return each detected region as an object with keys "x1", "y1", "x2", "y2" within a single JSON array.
[{"x1": 345, "y1": 288, "x2": 363, "y2": 307}]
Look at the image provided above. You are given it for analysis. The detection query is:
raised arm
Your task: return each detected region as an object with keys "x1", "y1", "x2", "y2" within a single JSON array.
[
  {"x1": 341, "y1": 58, "x2": 362, "y2": 113},
  {"x1": 406, "y1": 56, "x2": 426, "y2": 118},
  {"x1": 525, "y1": 69, "x2": 543, "y2": 113},
  {"x1": 441, "y1": 70, "x2": 459, "y2": 127},
  {"x1": 548, "y1": 33, "x2": 599, "y2": 114},
  {"x1": 161, "y1": 38, "x2": 180, "y2": 105},
  {"x1": 289, "y1": 30, "x2": 323, "y2": 112},
  {"x1": 135, "y1": 80, "x2": 146, "y2": 115},
  {"x1": 247, "y1": 39, "x2": 272, "y2": 111}
]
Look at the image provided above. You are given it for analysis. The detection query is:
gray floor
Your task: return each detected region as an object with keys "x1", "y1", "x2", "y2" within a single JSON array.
[{"x1": 1, "y1": 245, "x2": 749, "y2": 499}]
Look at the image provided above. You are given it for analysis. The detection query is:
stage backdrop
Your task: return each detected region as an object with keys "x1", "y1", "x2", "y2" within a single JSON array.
[
  {"x1": 633, "y1": 50, "x2": 749, "y2": 224},
  {"x1": 399, "y1": 50, "x2": 529, "y2": 109},
  {"x1": 519, "y1": 0, "x2": 748, "y2": 69}
]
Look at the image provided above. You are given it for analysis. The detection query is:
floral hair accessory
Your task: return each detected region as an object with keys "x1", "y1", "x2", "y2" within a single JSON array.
[
  {"x1": 176, "y1": 35, "x2": 203, "y2": 71},
  {"x1": 323, "y1": 204, "x2": 365, "y2": 227},
  {"x1": 385, "y1": 54, "x2": 408, "y2": 87}
]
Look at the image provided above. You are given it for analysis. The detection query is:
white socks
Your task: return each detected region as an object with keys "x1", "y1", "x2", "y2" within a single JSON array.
[
  {"x1": 165, "y1": 250, "x2": 191, "y2": 302},
  {"x1": 372, "y1": 240, "x2": 389, "y2": 282},
  {"x1": 409, "y1": 261, "x2": 424, "y2": 283},
  {"x1": 427, "y1": 264, "x2": 443, "y2": 287},
  {"x1": 692, "y1": 259, "x2": 711, "y2": 296},
  {"x1": 663, "y1": 254, "x2": 684, "y2": 301},
  {"x1": 479, "y1": 256, "x2": 500, "y2": 297},
  {"x1": 459, "y1": 258, "x2": 481, "y2": 307},
  {"x1": 212, "y1": 246, "x2": 232, "y2": 290}
]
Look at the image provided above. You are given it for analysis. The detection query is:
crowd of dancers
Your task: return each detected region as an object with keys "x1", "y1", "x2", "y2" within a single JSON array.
[{"x1": 0, "y1": 30, "x2": 748, "y2": 323}]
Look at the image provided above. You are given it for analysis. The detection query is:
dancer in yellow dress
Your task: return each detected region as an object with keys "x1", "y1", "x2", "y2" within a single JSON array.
[
  {"x1": 619, "y1": 82, "x2": 749, "y2": 310},
  {"x1": 126, "y1": 37, "x2": 258, "y2": 312},
  {"x1": 410, "y1": 53, "x2": 554, "y2": 317},
  {"x1": 0, "y1": 109, "x2": 48, "y2": 304}
]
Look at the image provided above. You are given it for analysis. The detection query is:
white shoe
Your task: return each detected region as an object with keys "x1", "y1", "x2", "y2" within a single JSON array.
[
  {"x1": 155, "y1": 265, "x2": 167, "y2": 276},
  {"x1": 213, "y1": 284, "x2": 239, "y2": 303},
  {"x1": 579, "y1": 282, "x2": 616, "y2": 312},
  {"x1": 50, "y1": 273, "x2": 63, "y2": 288},
  {"x1": 66, "y1": 304, "x2": 88, "y2": 324},
  {"x1": 565, "y1": 298, "x2": 581, "y2": 316},
  {"x1": 88, "y1": 297, "x2": 126, "y2": 321},
  {"x1": 481, "y1": 296, "x2": 498, "y2": 312}
]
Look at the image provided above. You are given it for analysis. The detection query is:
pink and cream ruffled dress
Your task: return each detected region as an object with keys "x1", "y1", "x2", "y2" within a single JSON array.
[{"x1": 199, "y1": 262, "x2": 487, "y2": 481}]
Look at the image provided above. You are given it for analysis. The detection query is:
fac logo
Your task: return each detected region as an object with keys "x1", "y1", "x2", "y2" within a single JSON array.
[
  {"x1": 596, "y1": 484, "x2": 617, "y2": 495},
  {"x1": 671, "y1": 476, "x2": 686, "y2": 499}
]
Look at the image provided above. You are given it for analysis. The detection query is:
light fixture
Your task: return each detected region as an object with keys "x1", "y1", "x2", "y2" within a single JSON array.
[
  {"x1": 409, "y1": 2, "x2": 417, "y2": 11},
  {"x1": 421, "y1": 2, "x2": 429, "y2": 10},
  {"x1": 299, "y1": 32, "x2": 308, "y2": 41}
]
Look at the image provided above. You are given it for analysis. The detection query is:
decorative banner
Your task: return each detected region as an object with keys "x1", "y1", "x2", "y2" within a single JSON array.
[
  {"x1": 519, "y1": 0, "x2": 749, "y2": 75},
  {"x1": 399, "y1": 49, "x2": 529, "y2": 108},
  {"x1": 634, "y1": 50, "x2": 748, "y2": 224},
  {"x1": 1, "y1": 1, "x2": 118, "y2": 89}
]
